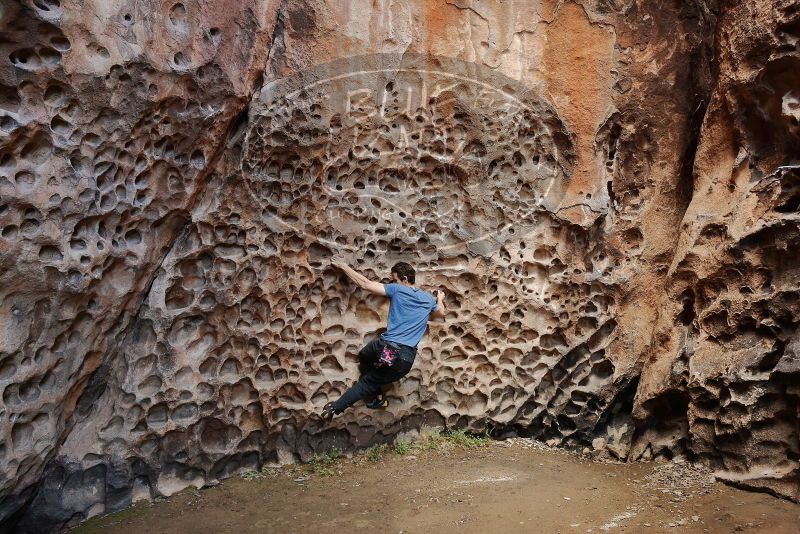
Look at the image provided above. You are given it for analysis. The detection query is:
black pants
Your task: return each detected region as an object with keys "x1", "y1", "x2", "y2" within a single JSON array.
[{"x1": 331, "y1": 338, "x2": 415, "y2": 413}]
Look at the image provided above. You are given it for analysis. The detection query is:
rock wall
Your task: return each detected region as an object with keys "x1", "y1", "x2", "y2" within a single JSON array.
[
  {"x1": 631, "y1": 0, "x2": 800, "y2": 502},
  {"x1": 0, "y1": 0, "x2": 797, "y2": 531},
  {"x1": 0, "y1": 0, "x2": 277, "y2": 528}
]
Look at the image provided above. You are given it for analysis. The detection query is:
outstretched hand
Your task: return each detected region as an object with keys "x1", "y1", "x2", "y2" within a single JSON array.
[
  {"x1": 431, "y1": 289, "x2": 446, "y2": 319},
  {"x1": 330, "y1": 255, "x2": 347, "y2": 270}
]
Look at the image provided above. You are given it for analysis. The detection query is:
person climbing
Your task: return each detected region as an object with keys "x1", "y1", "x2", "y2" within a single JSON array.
[{"x1": 320, "y1": 255, "x2": 445, "y2": 421}]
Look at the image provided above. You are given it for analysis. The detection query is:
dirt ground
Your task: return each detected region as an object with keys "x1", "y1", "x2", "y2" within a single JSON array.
[{"x1": 75, "y1": 438, "x2": 799, "y2": 534}]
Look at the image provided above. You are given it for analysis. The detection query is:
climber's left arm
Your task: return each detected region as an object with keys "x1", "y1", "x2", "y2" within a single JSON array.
[{"x1": 430, "y1": 290, "x2": 446, "y2": 320}]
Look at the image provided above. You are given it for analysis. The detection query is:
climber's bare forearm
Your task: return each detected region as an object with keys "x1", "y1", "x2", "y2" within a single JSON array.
[
  {"x1": 339, "y1": 264, "x2": 365, "y2": 285},
  {"x1": 332, "y1": 258, "x2": 385, "y2": 295},
  {"x1": 431, "y1": 291, "x2": 446, "y2": 320}
]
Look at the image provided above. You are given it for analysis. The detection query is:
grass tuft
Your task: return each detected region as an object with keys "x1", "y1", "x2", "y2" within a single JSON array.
[
  {"x1": 306, "y1": 447, "x2": 343, "y2": 476},
  {"x1": 241, "y1": 470, "x2": 263, "y2": 481},
  {"x1": 393, "y1": 439, "x2": 413, "y2": 455},
  {"x1": 299, "y1": 429, "x2": 491, "y2": 474},
  {"x1": 414, "y1": 427, "x2": 491, "y2": 451},
  {"x1": 365, "y1": 443, "x2": 391, "y2": 462},
  {"x1": 415, "y1": 428, "x2": 447, "y2": 451},
  {"x1": 445, "y1": 429, "x2": 492, "y2": 448}
]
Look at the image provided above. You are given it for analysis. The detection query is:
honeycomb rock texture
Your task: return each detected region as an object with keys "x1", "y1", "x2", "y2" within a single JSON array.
[
  {"x1": 0, "y1": 0, "x2": 798, "y2": 530},
  {"x1": 631, "y1": 0, "x2": 800, "y2": 502}
]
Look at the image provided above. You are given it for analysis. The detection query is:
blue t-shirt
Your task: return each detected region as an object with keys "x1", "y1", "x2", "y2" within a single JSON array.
[{"x1": 381, "y1": 284, "x2": 437, "y2": 347}]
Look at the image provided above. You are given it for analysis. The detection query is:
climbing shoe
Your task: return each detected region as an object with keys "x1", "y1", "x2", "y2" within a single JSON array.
[
  {"x1": 321, "y1": 402, "x2": 337, "y2": 421},
  {"x1": 365, "y1": 396, "x2": 389, "y2": 409}
]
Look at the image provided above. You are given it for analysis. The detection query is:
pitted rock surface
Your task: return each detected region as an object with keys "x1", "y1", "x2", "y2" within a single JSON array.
[{"x1": 0, "y1": 0, "x2": 798, "y2": 531}]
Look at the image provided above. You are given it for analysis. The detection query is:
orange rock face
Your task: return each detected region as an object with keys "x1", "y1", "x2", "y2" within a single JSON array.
[{"x1": 0, "y1": 0, "x2": 797, "y2": 530}]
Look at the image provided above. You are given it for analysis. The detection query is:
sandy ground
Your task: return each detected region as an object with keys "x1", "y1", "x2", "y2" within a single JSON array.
[{"x1": 74, "y1": 439, "x2": 799, "y2": 534}]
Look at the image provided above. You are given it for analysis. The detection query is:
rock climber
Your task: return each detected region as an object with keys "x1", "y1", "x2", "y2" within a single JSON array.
[{"x1": 321, "y1": 255, "x2": 445, "y2": 421}]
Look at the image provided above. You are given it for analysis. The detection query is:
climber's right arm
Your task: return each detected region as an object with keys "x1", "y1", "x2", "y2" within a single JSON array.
[{"x1": 331, "y1": 256, "x2": 386, "y2": 296}]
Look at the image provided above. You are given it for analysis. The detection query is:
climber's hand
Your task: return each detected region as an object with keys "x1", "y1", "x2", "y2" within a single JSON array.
[
  {"x1": 330, "y1": 255, "x2": 347, "y2": 270},
  {"x1": 431, "y1": 290, "x2": 446, "y2": 320}
]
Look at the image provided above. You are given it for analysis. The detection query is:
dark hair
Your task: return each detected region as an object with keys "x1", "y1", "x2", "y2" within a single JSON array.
[{"x1": 391, "y1": 262, "x2": 416, "y2": 284}]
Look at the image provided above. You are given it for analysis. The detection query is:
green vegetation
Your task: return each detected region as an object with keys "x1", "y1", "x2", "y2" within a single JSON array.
[
  {"x1": 241, "y1": 470, "x2": 263, "y2": 481},
  {"x1": 415, "y1": 427, "x2": 447, "y2": 451},
  {"x1": 365, "y1": 443, "x2": 391, "y2": 461},
  {"x1": 239, "y1": 429, "x2": 492, "y2": 480},
  {"x1": 444, "y1": 429, "x2": 492, "y2": 448},
  {"x1": 393, "y1": 439, "x2": 413, "y2": 455},
  {"x1": 415, "y1": 427, "x2": 491, "y2": 451},
  {"x1": 306, "y1": 447, "x2": 343, "y2": 476},
  {"x1": 361, "y1": 428, "x2": 491, "y2": 461}
]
